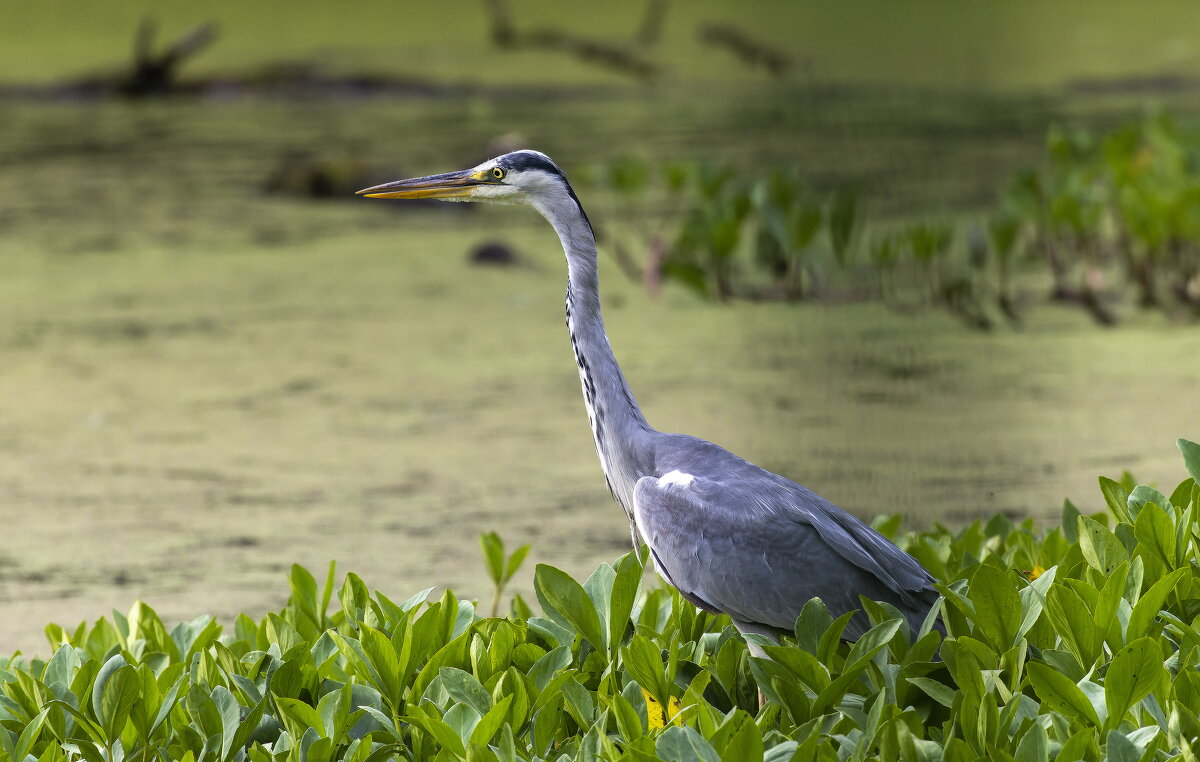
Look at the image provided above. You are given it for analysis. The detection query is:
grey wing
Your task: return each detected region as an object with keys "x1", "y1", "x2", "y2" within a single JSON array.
[
  {"x1": 797, "y1": 493, "x2": 936, "y2": 608},
  {"x1": 633, "y1": 474, "x2": 936, "y2": 640}
]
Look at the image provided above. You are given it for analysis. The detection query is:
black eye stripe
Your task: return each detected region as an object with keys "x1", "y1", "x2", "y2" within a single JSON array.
[{"x1": 495, "y1": 150, "x2": 593, "y2": 231}]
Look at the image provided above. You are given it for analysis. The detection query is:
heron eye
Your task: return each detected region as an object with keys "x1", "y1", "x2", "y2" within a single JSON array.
[{"x1": 492, "y1": 167, "x2": 506, "y2": 180}]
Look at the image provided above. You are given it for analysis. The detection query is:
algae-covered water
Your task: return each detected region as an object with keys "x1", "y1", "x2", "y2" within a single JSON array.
[{"x1": 3, "y1": 2, "x2": 1200, "y2": 654}]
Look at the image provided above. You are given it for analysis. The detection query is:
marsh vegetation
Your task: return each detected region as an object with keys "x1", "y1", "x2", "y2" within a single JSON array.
[{"x1": 2, "y1": 444, "x2": 1200, "y2": 759}]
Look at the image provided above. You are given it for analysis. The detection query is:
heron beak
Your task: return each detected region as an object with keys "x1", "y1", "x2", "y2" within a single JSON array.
[{"x1": 356, "y1": 169, "x2": 486, "y2": 200}]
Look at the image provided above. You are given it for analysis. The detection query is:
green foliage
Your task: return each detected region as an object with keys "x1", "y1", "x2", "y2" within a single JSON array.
[
  {"x1": 2, "y1": 441, "x2": 1200, "y2": 760},
  {"x1": 479, "y1": 533, "x2": 531, "y2": 618},
  {"x1": 602, "y1": 112, "x2": 1200, "y2": 329}
]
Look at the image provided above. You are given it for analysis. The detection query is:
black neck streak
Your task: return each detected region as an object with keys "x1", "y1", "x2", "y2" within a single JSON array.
[{"x1": 566, "y1": 286, "x2": 617, "y2": 501}]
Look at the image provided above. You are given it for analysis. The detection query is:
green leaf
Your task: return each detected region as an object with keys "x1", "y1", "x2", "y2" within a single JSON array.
[
  {"x1": 623, "y1": 634, "x2": 669, "y2": 707},
  {"x1": 1014, "y1": 722, "x2": 1048, "y2": 762},
  {"x1": 184, "y1": 684, "x2": 224, "y2": 747},
  {"x1": 14, "y1": 708, "x2": 50, "y2": 762},
  {"x1": 358, "y1": 706, "x2": 403, "y2": 742},
  {"x1": 721, "y1": 715, "x2": 764, "y2": 762},
  {"x1": 1093, "y1": 561, "x2": 1129, "y2": 646},
  {"x1": 906, "y1": 677, "x2": 955, "y2": 708},
  {"x1": 764, "y1": 742, "x2": 801, "y2": 762},
  {"x1": 761, "y1": 645, "x2": 828, "y2": 694},
  {"x1": 809, "y1": 618, "x2": 902, "y2": 715},
  {"x1": 316, "y1": 683, "x2": 351, "y2": 739},
  {"x1": 533, "y1": 705, "x2": 566, "y2": 757},
  {"x1": 610, "y1": 690, "x2": 644, "y2": 741},
  {"x1": 1027, "y1": 662, "x2": 1099, "y2": 725},
  {"x1": 1062, "y1": 499, "x2": 1081, "y2": 542},
  {"x1": 1127, "y1": 568, "x2": 1186, "y2": 639},
  {"x1": 93, "y1": 658, "x2": 140, "y2": 743},
  {"x1": 1134, "y1": 502, "x2": 1177, "y2": 569},
  {"x1": 1168, "y1": 478, "x2": 1195, "y2": 511},
  {"x1": 90, "y1": 654, "x2": 126, "y2": 720},
  {"x1": 534, "y1": 564, "x2": 604, "y2": 650},
  {"x1": 266, "y1": 613, "x2": 305, "y2": 654},
  {"x1": 1127, "y1": 485, "x2": 1170, "y2": 519},
  {"x1": 1105, "y1": 637, "x2": 1165, "y2": 726},
  {"x1": 480, "y1": 532, "x2": 505, "y2": 587},
  {"x1": 412, "y1": 632, "x2": 471, "y2": 700},
  {"x1": 42, "y1": 643, "x2": 81, "y2": 691},
  {"x1": 560, "y1": 677, "x2": 595, "y2": 728},
  {"x1": 527, "y1": 644, "x2": 571, "y2": 692},
  {"x1": 129, "y1": 600, "x2": 181, "y2": 661},
  {"x1": 793, "y1": 598, "x2": 832, "y2": 655},
  {"x1": 968, "y1": 565, "x2": 1022, "y2": 651},
  {"x1": 1099, "y1": 477, "x2": 1132, "y2": 523},
  {"x1": 230, "y1": 698, "x2": 268, "y2": 755},
  {"x1": 608, "y1": 552, "x2": 640, "y2": 653},
  {"x1": 289, "y1": 563, "x2": 321, "y2": 631},
  {"x1": 470, "y1": 694, "x2": 512, "y2": 748},
  {"x1": 150, "y1": 674, "x2": 186, "y2": 740},
  {"x1": 402, "y1": 706, "x2": 466, "y2": 758},
  {"x1": 1105, "y1": 730, "x2": 1139, "y2": 762},
  {"x1": 1046, "y1": 585, "x2": 1099, "y2": 666},
  {"x1": 656, "y1": 725, "x2": 721, "y2": 762},
  {"x1": 438, "y1": 667, "x2": 491, "y2": 717},
  {"x1": 211, "y1": 686, "x2": 242, "y2": 760},
  {"x1": 360, "y1": 625, "x2": 403, "y2": 710},
  {"x1": 1057, "y1": 729, "x2": 1096, "y2": 762},
  {"x1": 817, "y1": 611, "x2": 857, "y2": 664},
  {"x1": 443, "y1": 703, "x2": 481, "y2": 746},
  {"x1": 129, "y1": 664, "x2": 162, "y2": 739},
  {"x1": 583, "y1": 563, "x2": 616, "y2": 650},
  {"x1": 1178, "y1": 438, "x2": 1200, "y2": 483},
  {"x1": 843, "y1": 617, "x2": 902, "y2": 673},
  {"x1": 503, "y1": 545, "x2": 530, "y2": 585},
  {"x1": 1078, "y1": 515, "x2": 1126, "y2": 574},
  {"x1": 320, "y1": 560, "x2": 337, "y2": 625}
]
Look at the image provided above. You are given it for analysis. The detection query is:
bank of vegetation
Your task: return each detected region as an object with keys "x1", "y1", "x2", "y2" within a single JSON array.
[{"x1": 0, "y1": 440, "x2": 1196, "y2": 760}]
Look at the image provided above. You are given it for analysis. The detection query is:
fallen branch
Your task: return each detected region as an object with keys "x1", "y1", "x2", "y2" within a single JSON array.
[
  {"x1": 699, "y1": 24, "x2": 792, "y2": 77},
  {"x1": 519, "y1": 29, "x2": 658, "y2": 80},
  {"x1": 483, "y1": 0, "x2": 659, "y2": 80},
  {"x1": 120, "y1": 18, "x2": 218, "y2": 97}
]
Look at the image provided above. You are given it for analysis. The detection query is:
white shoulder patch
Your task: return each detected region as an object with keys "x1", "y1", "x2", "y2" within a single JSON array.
[{"x1": 657, "y1": 470, "x2": 695, "y2": 488}]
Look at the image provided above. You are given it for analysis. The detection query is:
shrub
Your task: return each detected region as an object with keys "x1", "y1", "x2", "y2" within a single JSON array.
[{"x1": 1, "y1": 439, "x2": 1199, "y2": 760}]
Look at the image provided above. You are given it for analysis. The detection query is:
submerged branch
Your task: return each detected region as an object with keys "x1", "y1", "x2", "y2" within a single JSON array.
[{"x1": 699, "y1": 24, "x2": 793, "y2": 77}]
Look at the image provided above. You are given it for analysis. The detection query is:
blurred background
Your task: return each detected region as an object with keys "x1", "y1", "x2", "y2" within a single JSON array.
[{"x1": 2, "y1": 0, "x2": 1200, "y2": 655}]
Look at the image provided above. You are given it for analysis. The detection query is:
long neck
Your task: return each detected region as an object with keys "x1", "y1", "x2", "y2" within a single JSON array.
[{"x1": 534, "y1": 195, "x2": 654, "y2": 512}]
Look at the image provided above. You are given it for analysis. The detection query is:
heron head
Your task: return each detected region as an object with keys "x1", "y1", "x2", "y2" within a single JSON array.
[{"x1": 357, "y1": 150, "x2": 574, "y2": 208}]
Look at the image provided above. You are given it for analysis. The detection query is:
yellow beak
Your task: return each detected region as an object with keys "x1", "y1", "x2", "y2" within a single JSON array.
[{"x1": 356, "y1": 169, "x2": 485, "y2": 200}]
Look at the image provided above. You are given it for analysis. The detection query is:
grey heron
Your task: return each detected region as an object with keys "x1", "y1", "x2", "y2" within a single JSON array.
[{"x1": 358, "y1": 150, "x2": 941, "y2": 646}]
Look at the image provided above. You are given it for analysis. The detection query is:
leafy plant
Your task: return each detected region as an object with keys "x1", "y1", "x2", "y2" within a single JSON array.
[
  {"x1": 596, "y1": 112, "x2": 1200, "y2": 329},
  {"x1": 479, "y1": 532, "x2": 531, "y2": 618},
  {"x1": 2, "y1": 440, "x2": 1199, "y2": 759}
]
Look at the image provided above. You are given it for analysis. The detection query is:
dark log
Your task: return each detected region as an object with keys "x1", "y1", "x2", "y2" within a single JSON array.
[
  {"x1": 699, "y1": 24, "x2": 791, "y2": 77},
  {"x1": 120, "y1": 18, "x2": 218, "y2": 97},
  {"x1": 637, "y1": 0, "x2": 670, "y2": 46},
  {"x1": 518, "y1": 28, "x2": 658, "y2": 80}
]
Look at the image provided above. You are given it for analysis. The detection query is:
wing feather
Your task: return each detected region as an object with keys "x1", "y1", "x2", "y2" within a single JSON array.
[{"x1": 633, "y1": 469, "x2": 936, "y2": 639}]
